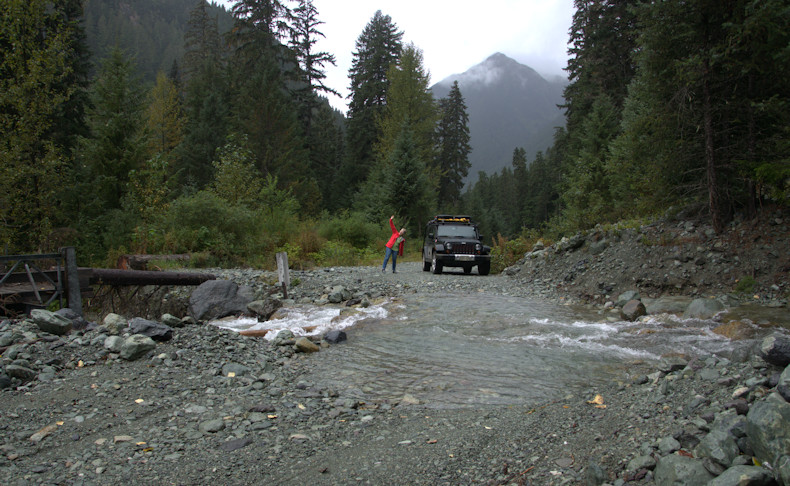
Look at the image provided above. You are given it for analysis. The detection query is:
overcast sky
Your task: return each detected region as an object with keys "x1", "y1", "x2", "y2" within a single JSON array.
[{"x1": 218, "y1": 1, "x2": 576, "y2": 112}]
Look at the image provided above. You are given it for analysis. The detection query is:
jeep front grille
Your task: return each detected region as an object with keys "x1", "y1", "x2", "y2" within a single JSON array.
[{"x1": 449, "y1": 242, "x2": 476, "y2": 254}]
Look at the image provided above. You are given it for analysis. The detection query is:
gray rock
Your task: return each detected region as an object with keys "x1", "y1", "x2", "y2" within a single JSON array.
[
  {"x1": 659, "y1": 357, "x2": 688, "y2": 373},
  {"x1": 271, "y1": 329, "x2": 295, "y2": 346},
  {"x1": 746, "y1": 393, "x2": 790, "y2": 474},
  {"x1": 621, "y1": 300, "x2": 647, "y2": 321},
  {"x1": 759, "y1": 334, "x2": 790, "y2": 367},
  {"x1": 30, "y1": 309, "x2": 72, "y2": 336},
  {"x1": 222, "y1": 363, "x2": 251, "y2": 377},
  {"x1": 684, "y1": 298, "x2": 725, "y2": 319},
  {"x1": 585, "y1": 460, "x2": 607, "y2": 486},
  {"x1": 706, "y1": 465, "x2": 775, "y2": 486},
  {"x1": 4, "y1": 364, "x2": 37, "y2": 381},
  {"x1": 294, "y1": 337, "x2": 319, "y2": 353},
  {"x1": 103, "y1": 313, "x2": 127, "y2": 335},
  {"x1": 627, "y1": 455, "x2": 656, "y2": 472},
  {"x1": 198, "y1": 419, "x2": 225, "y2": 433},
  {"x1": 160, "y1": 313, "x2": 183, "y2": 328},
  {"x1": 220, "y1": 437, "x2": 253, "y2": 452},
  {"x1": 54, "y1": 308, "x2": 89, "y2": 330},
  {"x1": 616, "y1": 291, "x2": 641, "y2": 307},
  {"x1": 654, "y1": 454, "x2": 714, "y2": 486},
  {"x1": 324, "y1": 330, "x2": 347, "y2": 344},
  {"x1": 120, "y1": 334, "x2": 156, "y2": 361},
  {"x1": 128, "y1": 317, "x2": 173, "y2": 342},
  {"x1": 695, "y1": 428, "x2": 739, "y2": 470},
  {"x1": 0, "y1": 373, "x2": 11, "y2": 389},
  {"x1": 327, "y1": 286, "x2": 351, "y2": 304},
  {"x1": 189, "y1": 280, "x2": 255, "y2": 321},
  {"x1": 588, "y1": 239, "x2": 609, "y2": 255},
  {"x1": 658, "y1": 436, "x2": 681, "y2": 455},
  {"x1": 104, "y1": 335, "x2": 124, "y2": 353},
  {"x1": 247, "y1": 297, "x2": 283, "y2": 320}
]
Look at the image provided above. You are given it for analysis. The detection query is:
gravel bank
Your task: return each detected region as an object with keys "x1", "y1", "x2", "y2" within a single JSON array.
[{"x1": 2, "y1": 215, "x2": 789, "y2": 485}]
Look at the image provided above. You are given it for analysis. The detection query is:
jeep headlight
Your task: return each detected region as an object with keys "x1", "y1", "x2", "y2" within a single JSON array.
[
  {"x1": 475, "y1": 243, "x2": 482, "y2": 251},
  {"x1": 445, "y1": 242, "x2": 452, "y2": 251}
]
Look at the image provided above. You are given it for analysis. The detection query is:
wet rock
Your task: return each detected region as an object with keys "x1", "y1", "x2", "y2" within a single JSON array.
[
  {"x1": 271, "y1": 329, "x2": 295, "y2": 346},
  {"x1": 706, "y1": 465, "x2": 774, "y2": 486},
  {"x1": 643, "y1": 296, "x2": 692, "y2": 315},
  {"x1": 654, "y1": 454, "x2": 714, "y2": 486},
  {"x1": 104, "y1": 335, "x2": 123, "y2": 353},
  {"x1": 324, "y1": 330, "x2": 347, "y2": 344},
  {"x1": 120, "y1": 334, "x2": 156, "y2": 361},
  {"x1": 189, "y1": 280, "x2": 255, "y2": 321},
  {"x1": 247, "y1": 297, "x2": 283, "y2": 320},
  {"x1": 684, "y1": 298, "x2": 725, "y2": 319},
  {"x1": 746, "y1": 393, "x2": 790, "y2": 476},
  {"x1": 327, "y1": 286, "x2": 350, "y2": 304},
  {"x1": 30, "y1": 309, "x2": 72, "y2": 336},
  {"x1": 713, "y1": 321, "x2": 757, "y2": 340},
  {"x1": 759, "y1": 334, "x2": 790, "y2": 367},
  {"x1": 621, "y1": 300, "x2": 647, "y2": 321},
  {"x1": 294, "y1": 337, "x2": 319, "y2": 353},
  {"x1": 128, "y1": 318, "x2": 173, "y2": 342}
]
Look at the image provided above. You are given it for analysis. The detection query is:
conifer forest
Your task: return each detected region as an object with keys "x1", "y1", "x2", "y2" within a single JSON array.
[{"x1": 1, "y1": 0, "x2": 788, "y2": 270}]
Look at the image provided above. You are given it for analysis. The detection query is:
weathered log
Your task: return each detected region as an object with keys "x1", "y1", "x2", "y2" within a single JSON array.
[
  {"x1": 117, "y1": 254, "x2": 191, "y2": 270},
  {"x1": 85, "y1": 268, "x2": 215, "y2": 286},
  {"x1": 239, "y1": 325, "x2": 318, "y2": 337}
]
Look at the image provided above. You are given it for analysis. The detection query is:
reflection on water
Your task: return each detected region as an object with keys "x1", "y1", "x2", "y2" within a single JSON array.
[{"x1": 216, "y1": 292, "x2": 783, "y2": 408}]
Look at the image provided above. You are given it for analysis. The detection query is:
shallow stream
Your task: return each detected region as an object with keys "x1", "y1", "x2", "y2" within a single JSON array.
[{"x1": 214, "y1": 292, "x2": 778, "y2": 408}]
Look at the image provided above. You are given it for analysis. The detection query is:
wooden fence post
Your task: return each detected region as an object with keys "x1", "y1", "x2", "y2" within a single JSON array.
[
  {"x1": 63, "y1": 247, "x2": 83, "y2": 316},
  {"x1": 275, "y1": 252, "x2": 290, "y2": 299}
]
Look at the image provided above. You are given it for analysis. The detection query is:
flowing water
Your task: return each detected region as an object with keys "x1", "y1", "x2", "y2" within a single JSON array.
[{"x1": 214, "y1": 292, "x2": 783, "y2": 409}]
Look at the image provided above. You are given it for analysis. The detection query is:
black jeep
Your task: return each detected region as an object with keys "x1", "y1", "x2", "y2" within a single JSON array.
[{"x1": 422, "y1": 215, "x2": 491, "y2": 275}]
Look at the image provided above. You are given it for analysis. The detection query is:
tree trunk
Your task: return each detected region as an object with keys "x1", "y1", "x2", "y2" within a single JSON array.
[{"x1": 702, "y1": 56, "x2": 723, "y2": 233}]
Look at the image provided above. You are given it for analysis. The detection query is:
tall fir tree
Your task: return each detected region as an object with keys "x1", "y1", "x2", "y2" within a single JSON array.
[
  {"x1": 0, "y1": 0, "x2": 88, "y2": 252},
  {"x1": 338, "y1": 10, "x2": 403, "y2": 206},
  {"x1": 435, "y1": 81, "x2": 472, "y2": 207}
]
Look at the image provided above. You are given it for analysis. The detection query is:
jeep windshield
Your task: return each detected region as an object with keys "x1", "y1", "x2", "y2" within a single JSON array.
[{"x1": 437, "y1": 225, "x2": 477, "y2": 239}]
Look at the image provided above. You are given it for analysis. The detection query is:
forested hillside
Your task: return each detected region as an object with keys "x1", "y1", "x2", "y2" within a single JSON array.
[
  {"x1": 83, "y1": 0, "x2": 233, "y2": 81},
  {"x1": 1, "y1": 0, "x2": 787, "y2": 271}
]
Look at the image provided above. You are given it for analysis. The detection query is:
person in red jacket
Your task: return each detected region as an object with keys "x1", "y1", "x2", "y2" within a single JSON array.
[{"x1": 382, "y1": 215, "x2": 406, "y2": 273}]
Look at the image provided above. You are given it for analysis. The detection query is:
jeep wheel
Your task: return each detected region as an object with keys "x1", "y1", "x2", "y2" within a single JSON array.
[
  {"x1": 430, "y1": 253, "x2": 443, "y2": 274},
  {"x1": 422, "y1": 258, "x2": 430, "y2": 271},
  {"x1": 478, "y1": 262, "x2": 490, "y2": 276}
]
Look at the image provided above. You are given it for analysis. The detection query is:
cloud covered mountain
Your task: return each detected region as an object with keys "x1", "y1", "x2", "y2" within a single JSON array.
[{"x1": 431, "y1": 53, "x2": 566, "y2": 181}]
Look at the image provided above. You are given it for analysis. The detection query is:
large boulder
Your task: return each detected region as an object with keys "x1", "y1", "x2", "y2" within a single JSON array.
[
  {"x1": 324, "y1": 330, "x2": 347, "y2": 344},
  {"x1": 706, "y1": 465, "x2": 774, "y2": 486},
  {"x1": 760, "y1": 334, "x2": 790, "y2": 367},
  {"x1": 684, "y1": 298, "x2": 725, "y2": 319},
  {"x1": 54, "y1": 308, "x2": 90, "y2": 330},
  {"x1": 620, "y1": 300, "x2": 647, "y2": 322},
  {"x1": 128, "y1": 317, "x2": 173, "y2": 342},
  {"x1": 189, "y1": 280, "x2": 255, "y2": 321},
  {"x1": 746, "y1": 393, "x2": 790, "y2": 483},
  {"x1": 30, "y1": 309, "x2": 72, "y2": 336},
  {"x1": 616, "y1": 291, "x2": 641, "y2": 307}
]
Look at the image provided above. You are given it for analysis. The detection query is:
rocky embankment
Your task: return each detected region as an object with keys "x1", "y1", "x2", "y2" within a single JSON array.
[{"x1": 1, "y1": 211, "x2": 790, "y2": 485}]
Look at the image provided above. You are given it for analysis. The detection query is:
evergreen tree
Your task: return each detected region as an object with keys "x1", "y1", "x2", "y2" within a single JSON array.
[
  {"x1": 338, "y1": 10, "x2": 403, "y2": 205},
  {"x1": 146, "y1": 71, "x2": 184, "y2": 156},
  {"x1": 0, "y1": 0, "x2": 88, "y2": 251},
  {"x1": 435, "y1": 81, "x2": 472, "y2": 207},
  {"x1": 289, "y1": 0, "x2": 337, "y2": 99},
  {"x1": 80, "y1": 47, "x2": 147, "y2": 215},
  {"x1": 376, "y1": 44, "x2": 437, "y2": 170}
]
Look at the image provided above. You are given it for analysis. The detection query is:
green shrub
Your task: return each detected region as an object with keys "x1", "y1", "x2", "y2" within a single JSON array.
[
  {"x1": 490, "y1": 234, "x2": 533, "y2": 273},
  {"x1": 316, "y1": 210, "x2": 381, "y2": 248},
  {"x1": 734, "y1": 276, "x2": 756, "y2": 294},
  {"x1": 309, "y1": 240, "x2": 360, "y2": 267}
]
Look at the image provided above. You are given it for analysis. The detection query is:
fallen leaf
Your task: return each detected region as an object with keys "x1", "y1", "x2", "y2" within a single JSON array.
[
  {"x1": 587, "y1": 395, "x2": 605, "y2": 405},
  {"x1": 484, "y1": 426, "x2": 493, "y2": 430},
  {"x1": 136, "y1": 442, "x2": 147, "y2": 446},
  {"x1": 56, "y1": 421, "x2": 64, "y2": 426},
  {"x1": 427, "y1": 439, "x2": 438, "y2": 444},
  {"x1": 135, "y1": 399, "x2": 144, "y2": 404},
  {"x1": 142, "y1": 447, "x2": 154, "y2": 452},
  {"x1": 267, "y1": 414, "x2": 278, "y2": 419},
  {"x1": 30, "y1": 424, "x2": 58, "y2": 443},
  {"x1": 297, "y1": 403, "x2": 306, "y2": 410},
  {"x1": 77, "y1": 360, "x2": 84, "y2": 368},
  {"x1": 227, "y1": 372, "x2": 236, "y2": 378},
  {"x1": 562, "y1": 405, "x2": 570, "y2": 409}
]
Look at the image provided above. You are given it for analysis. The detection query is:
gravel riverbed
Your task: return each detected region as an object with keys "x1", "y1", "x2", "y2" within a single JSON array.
[{"x1": 2, "y1": 214, "x2": 789, "y2": 485}]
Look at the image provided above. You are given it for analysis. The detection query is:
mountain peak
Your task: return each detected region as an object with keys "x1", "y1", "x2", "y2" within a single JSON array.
[{"x1": 437, "y1": 53, "x2": 543, "y2": 89}]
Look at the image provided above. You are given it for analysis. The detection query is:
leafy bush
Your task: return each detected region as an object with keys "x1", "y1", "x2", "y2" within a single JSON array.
[
  {"x1": 309, "y1": 240, "x2": 360, "y2": 267},
  {"x1": 734, "y1": 276, "x2": 756, "y2": 294},
  {"x1": 316, "y1": 210, "x2": 381, "y2": 248},
  {"x1": 490, "y1": 234, "x2": 534, "y2": 273}
]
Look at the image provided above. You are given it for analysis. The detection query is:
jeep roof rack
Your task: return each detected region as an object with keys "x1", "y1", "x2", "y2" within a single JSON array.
[{"x1": 432, "y1": 215, "x2": 473, "y2": 224}]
